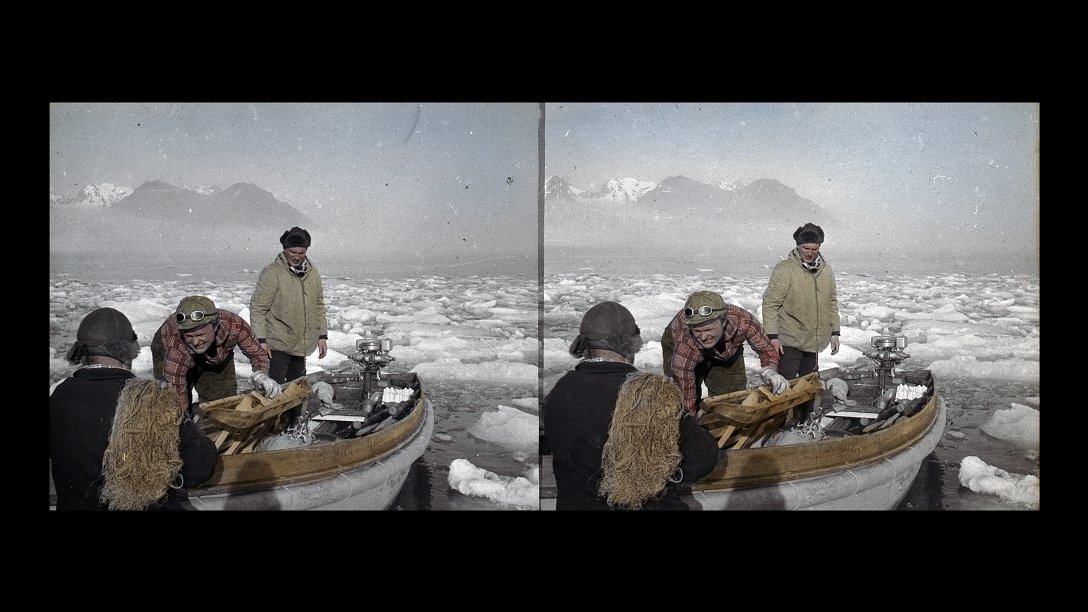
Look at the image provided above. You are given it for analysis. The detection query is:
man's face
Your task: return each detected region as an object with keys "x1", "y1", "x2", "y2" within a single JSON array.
[
  {"x1": 689, "y1": 318, "x2": 724, "y2": 349},
  {"x1": 284, "y1": 247, "x2": 307, "y2": 267},
  {"x1": 181, "y1": 324, "x2": 216, "y2": 355},
  {"x1": 798, "y1": 243, "x2": 821, "y2": 263}
]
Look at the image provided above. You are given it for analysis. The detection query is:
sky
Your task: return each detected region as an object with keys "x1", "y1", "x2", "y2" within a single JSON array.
[
  {"x1": 49, "y1": 270, "x2": 541, "y2": 510},
  {"x1": 49, "y1": 102, "x2": 541, "y2": 269},
  {"x1": 49, "y1": 102, "x2": 1040, "y2": 271},
  {"x1": 542, "y1": 268, "x2": 1040, "y2": 510},
  {"x1": 544, "y1": 102, "x2": 1040, "y2": 263}
]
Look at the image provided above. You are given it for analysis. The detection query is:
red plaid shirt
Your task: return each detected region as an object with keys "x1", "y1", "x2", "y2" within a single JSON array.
[
  {"x1": 159, "y1": 309, "x2": 270, "y2": 411},
  {"x1": 667, "y1": 304, "x2": 780, "y2": 413}
]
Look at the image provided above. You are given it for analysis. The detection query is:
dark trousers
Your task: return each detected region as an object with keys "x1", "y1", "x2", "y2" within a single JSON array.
[
  {"x1": 268, "y1": 350, "x2": 307, "y2": 384},
  {"x1": 777, "y1": 346, "x2": 819, "y2": 379},
  {"x1": 152, "y1": 328, "x2": 238, "y2": 412},
  {"x1": 661, "y1": 326, "x2": 747, "y2": 403},
  {"x1": 778, "y1": 346, "x2": 819, "y2": 418}
]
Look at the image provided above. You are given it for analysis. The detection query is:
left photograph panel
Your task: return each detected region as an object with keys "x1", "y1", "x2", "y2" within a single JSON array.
[{"x1": 49, "y1": 102, "x2": 542, "y2": 511}]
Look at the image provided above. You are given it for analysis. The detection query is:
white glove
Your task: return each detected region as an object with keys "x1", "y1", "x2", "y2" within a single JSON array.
[
  {"x1": 250, "y1": 371, "x2": 282, "y2": 399},
  {"x1": 760, "y1": 367, "x2": 789, "y2": 395}
]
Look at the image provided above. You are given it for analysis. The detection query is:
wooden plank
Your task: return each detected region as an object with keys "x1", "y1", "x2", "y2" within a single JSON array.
[
  {"x1": 701, "y1": 373, "x2": 821, "y2": 425},
  {"x1": 213, "y1": 430, "x2": 232, "y2": 450},
  {"x1": 236, "y1": 395, "x2": 256, "y2": 412},
  {"x1": 741, "y1": 392, "x2": 763, "y2": 407},
  {"x1": 239, "y1": 420, "x2": 276, "y2": 454},
  {"x1": 731, "y1": 412, "x2": 787, "y2": 450},
  {"x1": 747, "y1": 413, "x2": 789, "y2": 448},
  {"x1": 716, "y1": 424, "x2": 737, "y2": 448},
  {"x1": 706, "y1": 424, "x2": 731, "y2": 437},
  {"x1": 699, "y1": 412, "x2": 731, "y2": 426}
]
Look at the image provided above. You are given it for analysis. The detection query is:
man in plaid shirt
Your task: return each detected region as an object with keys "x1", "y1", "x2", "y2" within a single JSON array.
[
  {"x1": 662, "y1": 291, "x2": 789, "y2": 414},
  {"x1": 152, "y1": 295, "x2": 281, "y2": 414}
]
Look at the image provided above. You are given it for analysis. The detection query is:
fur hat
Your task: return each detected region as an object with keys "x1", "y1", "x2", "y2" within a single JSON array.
[
  {"x1": 66, "y1": 307, "x2": 140, "y2": 364},
  {"x1": 280, "y1": 226, "x2": 312, "y2": 249},
  {"x1": 174, "y1": 295, "x2": 218, "y2": 331},
  {"x1": 569, "y1": 301, "x2": 643, "y2": 359},
  {"x1": 793, "y1": 223, "x2": 824, "y2": 245},
  {"x1": 683, "y1": 291, "x2": 727, "y2": 326}
]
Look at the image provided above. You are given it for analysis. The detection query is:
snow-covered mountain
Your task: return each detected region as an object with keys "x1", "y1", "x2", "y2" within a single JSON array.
[
  {"x1": 544, "y1": 174, "x2": 836, "y2": 247},
  {"x1": 544, "y1": 176, "x2": 585, "y2": 200},
  {"x1": 598, "y1": 177, "x2": 657, "y2": 202},
  {"x1": 50, "y1": 183, "x2": 134, "y2": 209},
  {"x1": 49, "y1": 183, "x2": 219, "y2": 208},
  {"x1": 547, "y1": 176, "x2": 658, "y2": 202},
  {"x1": 50, "y1": 180, "x2": 313, "y2": 255},
  {"x1": 106, "y1": 180, "x2": 309, "y2": 228},
  {"x1": 546, "y1": 175, "x2": 827, "y2": 217}
]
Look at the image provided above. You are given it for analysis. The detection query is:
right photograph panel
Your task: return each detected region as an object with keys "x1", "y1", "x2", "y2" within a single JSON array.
[{"x1": 539, "y1": 102, "x2": 1040, "y2": 511}]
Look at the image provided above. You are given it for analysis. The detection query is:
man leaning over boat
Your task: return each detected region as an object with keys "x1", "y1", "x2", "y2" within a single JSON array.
[
  {"x1": 662, "y1": 290, "x2": 788, "y2": 415},
  {"x1": 152, "y1": 295, "x2": 281, "y2": 415}
]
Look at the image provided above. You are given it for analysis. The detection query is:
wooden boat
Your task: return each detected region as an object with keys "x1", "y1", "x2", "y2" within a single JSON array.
[
  {"x1": 540, "y1": 335, "x2": 945, "y2": 511},
  {"x1": 689, "y1": 367, "x2": 942, "y2": 510},
  {"x1": 181, "y1": 367, "x2": 432, "y2": 511}
]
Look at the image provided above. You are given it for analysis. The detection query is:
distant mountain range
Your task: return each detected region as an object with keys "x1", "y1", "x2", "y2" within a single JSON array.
[
  {"x1": 547, "y1": 174, "x2": 829, "y2": 216},
  {"x1": 49, "y1": 181, "x2": 314, "y2": 256},
  {"x1": 50, "y1": 181, "x2": 312, "y2": 226},
  {"x1": 545, "y1": 175, "x2": 835, "y2": 246}
]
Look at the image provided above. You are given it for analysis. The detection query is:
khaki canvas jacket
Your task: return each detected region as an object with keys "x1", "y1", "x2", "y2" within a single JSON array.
[
  {"x1": 762, "y1": 249, "x2": 841, "y2": 353},
  {"x1": 250, "y1": 253, "x2": 328, "y2": 357}
]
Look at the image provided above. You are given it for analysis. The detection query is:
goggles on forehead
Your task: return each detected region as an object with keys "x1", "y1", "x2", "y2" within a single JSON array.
[
  {"x1": 176, "y1": 310, "x2": 214, "y2": 324},
  {"x1": 685, "y1": 305, "x2": 724, "y2": 317}
]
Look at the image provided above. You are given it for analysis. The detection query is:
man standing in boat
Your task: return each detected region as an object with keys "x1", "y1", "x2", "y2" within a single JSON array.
[
  {"x1": 249, "y1": 226, "x2": 328, "y2": 385},
  {"x1": 152, "y1": 295, "x2": 282, "y2": 415},
  {"x1": 762, "y1": 223, "x2": 841, "y2": 381},
  {"x1": 662, "y1": 291, "x2": 788, "y2": 415},
  {"x1": 544, "y1": 301, "x2": 718, "y2": 510}
]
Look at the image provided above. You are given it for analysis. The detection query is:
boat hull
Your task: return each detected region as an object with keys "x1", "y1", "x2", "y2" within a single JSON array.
[{"x1": 691, "y1": 393, "x2": 945, "y2": 510}]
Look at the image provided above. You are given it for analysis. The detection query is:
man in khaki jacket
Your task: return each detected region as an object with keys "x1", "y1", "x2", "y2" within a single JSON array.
[
  {"x1": 762, "y1": 222, "x2": 841, "y2": 381},
  {"x1": 250, "y1": 226, "x2": 329, "y2": 384}
]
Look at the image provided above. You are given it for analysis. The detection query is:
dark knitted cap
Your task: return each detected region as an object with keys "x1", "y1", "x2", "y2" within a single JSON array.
[
  {"x1": 280, "y1": 226, "x2": 311, "y2": 249},
  {"x1": 579, "y1": 301, "x2": 640, "y2": 339},
  {"x1": 66, "y1": 307, "x2": 139, "y2": 363},
  {"x1": 793, "y1": 223, "x2": 824, "y2": 245},
  {"x1": 77, "y1": 307, "x2": 136, "y2": 345},
  {"x1": 569, "y1": 301, "x2": 643, "y2": 358}
]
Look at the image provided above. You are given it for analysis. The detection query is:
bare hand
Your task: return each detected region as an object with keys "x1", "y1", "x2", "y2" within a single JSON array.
[
  {"x1": 831, "y1": 336, "x2": 840, "y2": 355},
  {"x1": 318, "y1": 339, "x2": 328, "y2": 359},
  {"x1": 771, "y1": 339, "x2": 784, "y2": 355}
]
